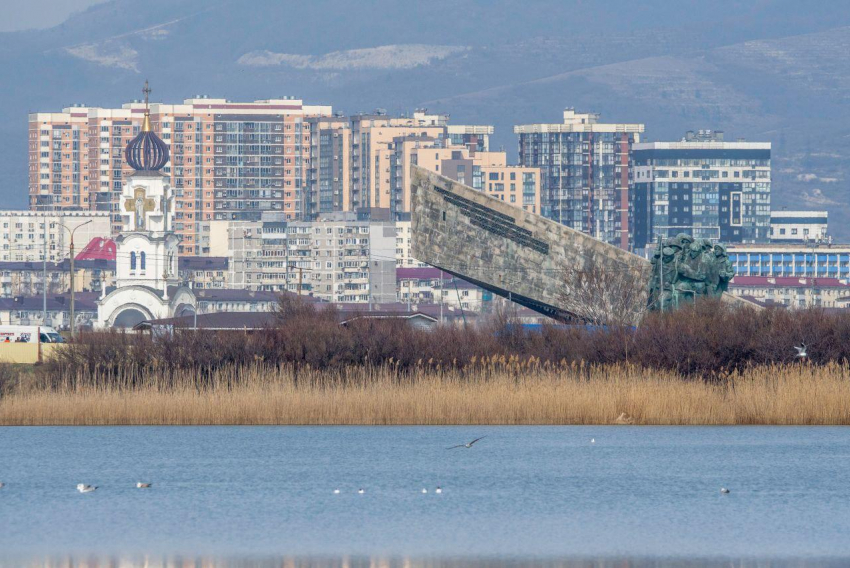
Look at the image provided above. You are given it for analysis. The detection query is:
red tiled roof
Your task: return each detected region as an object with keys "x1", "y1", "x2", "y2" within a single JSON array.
[
  {"x1": 75, "y1": 237, "x2": 116, "y2": 261},
  {"x1": 731, "y1": 276, "x2": 850, "y2": 288}
]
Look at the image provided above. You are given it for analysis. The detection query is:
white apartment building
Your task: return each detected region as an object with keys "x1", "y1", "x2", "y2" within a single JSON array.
[
  {"x1": 770, "y1": 210, "x2": 828, "y2": 243},
  {"x1": 394, "y1": 220, "x2": 428, "y2": 268},
  {"x1": 209, "y1": 212, "x2": 396, "y2": 303},
  {"x1": 0, "y1": 210, "x2": 111, "y2": 262}
]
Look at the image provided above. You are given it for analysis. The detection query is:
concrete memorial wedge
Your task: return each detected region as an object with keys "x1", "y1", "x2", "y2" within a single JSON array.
[{"x1": 410, "y1": 166, "x2": 752, "y2": 325}]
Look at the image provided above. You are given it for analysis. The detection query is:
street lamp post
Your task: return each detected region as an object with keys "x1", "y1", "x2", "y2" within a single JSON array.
[{"x1": 61, "y1": 220, "x2": 92, "y2": 338}]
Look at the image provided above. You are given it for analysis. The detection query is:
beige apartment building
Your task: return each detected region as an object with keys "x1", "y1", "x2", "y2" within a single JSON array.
[
  {"x1": 349, "y1": 112, "x2": 448, "y2": 212},
  {"x1": 30, "y1": 96, "x2": 333, "y2": 255},
  {"x1": 391, "y1": 142, "x2": 542, "y2": 216}
]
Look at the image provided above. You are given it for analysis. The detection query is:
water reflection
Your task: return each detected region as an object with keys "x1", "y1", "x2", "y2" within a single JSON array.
[{"x1": 11, "y1": 558, "x2": 850, "y2": 568}]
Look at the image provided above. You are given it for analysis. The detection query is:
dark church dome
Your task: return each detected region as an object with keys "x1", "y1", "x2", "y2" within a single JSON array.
[{"x1": 124, "y1": 81, "x2": 169, "y2": 172}]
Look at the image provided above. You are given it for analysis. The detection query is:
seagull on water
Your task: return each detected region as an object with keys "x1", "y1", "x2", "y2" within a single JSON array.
[
  {"x1": 333, "y1": 489, "x2": 340, "y2": 494},
  {"x1": 435, "y1": 486, "x2": 442, "y2": 494},
  {"x1": 591, "y1": 438, "x2": 595, "y2": 444},
  {"x1": 720, "y1": 487, "x2": 730, "y2": 494},
  {"x1": 77, "y1": 484, "x2": 97, "y2": 493},
  {"x1": 447, "y1": 436, "x2": 486, "y2": 450},
  {"x1": 794, "y1": 344, "x2": 808, "y2": 359},
  {"x1": 421, "y1": 488, "x2": 428, "y2": 494},
  {"x1": 136, "y1": 482, "x2": 152, "y2": 488},
  {"x1": 358, "y1": 488, "x2": 365, "y2": 494},
  {"x1": 0, "y1": 482, "x2": 5, "y2": 488}
]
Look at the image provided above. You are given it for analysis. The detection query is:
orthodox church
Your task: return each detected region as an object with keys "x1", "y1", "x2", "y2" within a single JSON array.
[{"x1": 95, "y1": 84, "x2": 196, "y2": 328}]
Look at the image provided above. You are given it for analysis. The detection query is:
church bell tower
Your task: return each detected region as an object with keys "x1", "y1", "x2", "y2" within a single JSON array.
[{"x1": 114, "y1": 81, "x2": 180, "y2": 295}]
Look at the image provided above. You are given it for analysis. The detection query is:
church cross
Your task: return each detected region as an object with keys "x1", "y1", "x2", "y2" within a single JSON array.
[
  {"x1": 123, "y1": 187, "x2": 157, "y2": 230},
  {"x1": 143, "y1": 80, "x2": 151, "y2": 109}
]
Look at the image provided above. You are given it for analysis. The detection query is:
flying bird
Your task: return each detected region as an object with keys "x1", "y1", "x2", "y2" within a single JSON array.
[
  {"x1": 77, "y1": 484, "x2": 97, "y2": 493},
  {"x1": 447, "y1": 436, "x2": 487, "y2": 450},
  {"x1": 794, "y1": 344, "x2": 808, "y2": 359}
]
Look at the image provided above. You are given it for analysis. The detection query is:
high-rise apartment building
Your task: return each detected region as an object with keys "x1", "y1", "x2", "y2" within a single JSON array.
[
  {"x1": 631, "y1": 131, "x2": 771, "y2": 250},
  {"x1": 30, "y1": 96, "x2": 332, "y2": 255},
  {"x1": 515, "y1": 109, "x2": 644, "y2": 249},
  {"x1": 349, "y1": 112, "x2": 449, "y2": 213},
  {"x1": 304, "y1": 116, "x2": 352, "y2": 220},
  {"x1": 392, "y1": 142, "x2": 542, "y2": 215}
]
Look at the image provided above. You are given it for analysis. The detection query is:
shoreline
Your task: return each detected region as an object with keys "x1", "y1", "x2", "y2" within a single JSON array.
[{"x1": 2, "y1": 363, "x2": 849, "y2": 426}]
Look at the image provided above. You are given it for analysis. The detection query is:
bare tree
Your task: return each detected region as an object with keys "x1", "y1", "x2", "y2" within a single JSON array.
[{"x1": 558, "y1": 250, "x2": 651, "y2": 327}]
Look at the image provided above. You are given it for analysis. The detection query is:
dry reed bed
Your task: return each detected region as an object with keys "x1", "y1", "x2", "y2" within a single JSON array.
[{"x1": 2, "y1": 362, "x2": 850, "y2": 425}]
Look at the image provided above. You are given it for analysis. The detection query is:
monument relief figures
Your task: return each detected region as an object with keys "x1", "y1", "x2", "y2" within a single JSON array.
[{"x1": 648, "y1": 233, "x2": 735, "y2": 311}]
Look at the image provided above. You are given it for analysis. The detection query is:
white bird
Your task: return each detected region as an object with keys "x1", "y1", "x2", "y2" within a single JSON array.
[
  {"x1": 333, "y1": 489, "x2": 340, "y2": 494},
  {"x1": 720, "y1": 487, "x2": 730, "y2": 494},
  {"x1": 447, "y1": 436, "x2": 486, "y2": 450},
  {"x1": 77, "y1": 484, "x2": 97, "y2": 493},
  {"x1": 357, "y1": 488, "x2": 365, "y2": 494},
  {"x1": 794, "y1": 344, "x2": 808, "y2": 359},
  {"x1": 591, "y1": 438, "x2": 595, "y2": 444},
  {"x1": 136, "y1": 482, "x2": 152, "y2": 488},
  {"x1": 435, "y1": 486, "x2": 442, "y2": 494},
  {"x1": 421, "y1": 488, "x2": 428, "y2": 494}
]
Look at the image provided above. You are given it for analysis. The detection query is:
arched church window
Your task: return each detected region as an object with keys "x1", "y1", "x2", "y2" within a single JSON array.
[
  {"x1": 130, "y1": 251, "x2": 136, "y2": 270},
  {"x1": 141, "y1": 251, "x2": 146, "y2": 271}
]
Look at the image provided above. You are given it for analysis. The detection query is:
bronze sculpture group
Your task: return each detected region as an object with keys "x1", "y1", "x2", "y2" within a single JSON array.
[{"x1": 648, "y1": 234, "x2": 735, "y2": 311}]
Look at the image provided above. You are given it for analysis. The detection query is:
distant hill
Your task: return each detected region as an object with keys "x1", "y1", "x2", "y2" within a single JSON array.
[{"x1": 3, "y1": 0, "x2": 850, "y2": 238}]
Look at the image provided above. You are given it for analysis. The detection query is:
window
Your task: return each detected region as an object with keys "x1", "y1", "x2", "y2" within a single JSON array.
[
  {"x1": 140, "y1": 251, "x2": 146, "y2": 270},
  {"x1": 130, "y1": 251, "x2": 136, "y2": 270}
]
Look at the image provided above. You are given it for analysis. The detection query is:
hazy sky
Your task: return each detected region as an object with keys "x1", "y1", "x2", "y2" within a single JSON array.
[{"x1": 0, "y1": 0, "x2": 106, "y2": 32}]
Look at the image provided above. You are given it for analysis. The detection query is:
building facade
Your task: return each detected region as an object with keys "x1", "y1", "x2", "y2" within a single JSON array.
[
  {"x1": 631, "y1": 132, "x2": 771, "y2": 251},
  {"x1": 0, "y1": 211, "x2": 110, "y2": 263},
  {"x1": 30, "y1": 96, "x2": 333, "y2": 255},
  {"x1": 729, "y1": 276, "x2": 850, "y2": 309},
  {"x1": 208, "y1": 212, "x2": 396, "y2": 302},
  {"x1": 396, "y1": 144, "x2": 542, "y2": 216},
  {"x1": 727, "y1": 243, "x2": 850, "y2": 279},
  {"x1": 770, "y1": 210, "x2": 828, "y2": 243},
  {"x1": 515, "y1": 109, "x2": 644, "y2": 248}
]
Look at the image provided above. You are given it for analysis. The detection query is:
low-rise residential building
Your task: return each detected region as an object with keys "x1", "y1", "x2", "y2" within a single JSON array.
[
  {"x1": 178, "y1": 256, "x2": 230, "y2": 289},
  {"x1": 194, "y1": 289, "x2": 279, "y2": 314},
  {"x1": 397, "y1": 267, "x2": 490, "y2": 312},
  {"x1": 0, "y1": 292, "x2": 99, "y2": 329},
  {"x1": 770, "y1": 210, "x2": 828, "y2": 243},
  {"x1": 728, "y1": 276, "x2": 850, "y2": 309},
  {"x1": 0, "y1": 259, "x2": 115, "y2": 298}
]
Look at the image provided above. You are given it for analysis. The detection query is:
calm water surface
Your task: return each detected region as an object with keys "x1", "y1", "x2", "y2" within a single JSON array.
[{"x1": 0, "y1": 426, "x2": 848, "y2": 566}]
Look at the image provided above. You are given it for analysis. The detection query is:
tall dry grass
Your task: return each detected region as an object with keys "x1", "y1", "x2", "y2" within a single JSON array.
[{"x1": 2, "y1": 362, "x2": 849, "y2": 425}]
